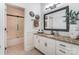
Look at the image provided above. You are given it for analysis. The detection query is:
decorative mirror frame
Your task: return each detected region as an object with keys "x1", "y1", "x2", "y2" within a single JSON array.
[{"x1": 44, "y1": 6, "x2": 69, "y2": 31}]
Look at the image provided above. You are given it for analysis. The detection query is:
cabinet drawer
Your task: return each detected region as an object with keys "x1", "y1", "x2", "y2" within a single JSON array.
[
  {"x1": 71, "y1": 44, "x2": 79, "y2": 55},
  {"x1": 56, "y1": 41, "x2": 72, "y2": 50},
  {"x1": 56, "y1": 47, "x2": 71, "y2": 55}
]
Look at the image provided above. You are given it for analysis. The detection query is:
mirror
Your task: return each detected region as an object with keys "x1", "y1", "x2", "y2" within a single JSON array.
[{"x1": 44, "y1": 6, "x2": 69, "y2": 31}]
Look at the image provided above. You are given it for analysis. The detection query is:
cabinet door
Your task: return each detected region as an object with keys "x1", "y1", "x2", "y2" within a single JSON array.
[
  {"x1": 34, "y1": 35, "x2": 40, "y2": 50},
  {"x1": 40, "y1": 36, "x2": 56, "y2": 55},
  {"x1": 34, "y1": 35, "x2": 56, "y2": 55},
  {"x1": 7, "y1": 16, "x2": 17, "y2": 40},
  {"x1": 17, "y1": 17, "x2": 24, "y2": 38},
  {"x1": 47, "y1": 39, "x2": 56, "y2": 55},
  {"x1": 39, "y1": 36, "x2": 48, "y2": 54}
]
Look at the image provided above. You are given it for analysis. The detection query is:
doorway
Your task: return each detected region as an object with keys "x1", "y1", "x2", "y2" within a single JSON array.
[{"x1": 5, "y1": 4, "x2": 25, "y2": 54}]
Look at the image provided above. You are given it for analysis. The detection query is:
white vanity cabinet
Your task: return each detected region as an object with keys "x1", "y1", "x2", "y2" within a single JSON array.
[
  {"x1": 34, "y1": 35, "x2": 40, "y2": 50},
  {"x1": 56, "y1": 41, "x2": 79, "y2": 55},
  {"x1": 56, "y1": 41, "x2": 72, "y2": 55},
  {"x1": 34, "y1": 34, "x2": 79, "y2": 55},
  {"x1": 34, "y1": 35, "x2": 56, "y2": 55},
  {"x1": 46, "y1": 38, "x2": 56, "y2": 55},
  {"x1": 40, "y1": 36, "x2": 56, "y2": 55},
  {"x1": 39, "y1": 36, "x2": 48, "y2": 54}
]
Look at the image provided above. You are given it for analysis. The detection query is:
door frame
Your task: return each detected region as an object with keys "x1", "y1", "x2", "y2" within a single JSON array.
[{"x1": 5, "y1": 3, "x2": 25, "y2": 52}]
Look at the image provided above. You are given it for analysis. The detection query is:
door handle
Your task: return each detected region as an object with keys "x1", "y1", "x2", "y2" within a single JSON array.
[
  {"x1": 17, "y1": 24, "x2": 19, "y2": 31},
  {"x1": 5, "y1": 28, "x2": 8, "y2": 32},
  {"x1": 5, "y1": 28, "x2": 7, "y2": 31}
]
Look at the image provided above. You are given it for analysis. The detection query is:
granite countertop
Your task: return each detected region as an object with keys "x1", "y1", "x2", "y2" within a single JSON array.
[{"x1": 34, "y1": 33, "x2": 79, "y2": 45}]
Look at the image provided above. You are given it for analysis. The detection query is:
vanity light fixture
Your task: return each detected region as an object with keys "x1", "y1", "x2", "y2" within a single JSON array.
[{"x1": 45, "y1": 3, "x2": 61, "y2": 11}]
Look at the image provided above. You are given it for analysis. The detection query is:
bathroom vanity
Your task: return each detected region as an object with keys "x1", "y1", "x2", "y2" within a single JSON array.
[
  {"x1": 34, "y1": 33, "x2": 79, "y2": 55},
  {"x1": 33, "y1": 5, "x2": 79, "y2": 55}
]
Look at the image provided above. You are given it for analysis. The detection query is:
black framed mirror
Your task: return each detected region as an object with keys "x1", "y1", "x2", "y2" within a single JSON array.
[{"x1": 44, "y1": 6, "x2": 69, "y2": 31}]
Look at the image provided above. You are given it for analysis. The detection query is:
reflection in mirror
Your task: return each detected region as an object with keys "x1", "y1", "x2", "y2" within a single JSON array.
[
  {"x1": 44, "y1": 6, "x2": 69, "y2": 31},
  {"x1": 45, "y1": 9, "x2": 66, "y2": 29}
]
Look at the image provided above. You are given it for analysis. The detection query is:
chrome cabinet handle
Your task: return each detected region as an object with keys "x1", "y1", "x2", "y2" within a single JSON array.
[
  {"x1": 45, "y1": 42, "x2": 47, "y2": 47},
  {"x1": 38, "y1": 40, "x2": 40, "y2": 43},
  {"x1": 59, "y1": 49, "x2": 66, "y2": 54},
  {"x1": 59, "y1": 44, "x2": 66, "y2": 47}
]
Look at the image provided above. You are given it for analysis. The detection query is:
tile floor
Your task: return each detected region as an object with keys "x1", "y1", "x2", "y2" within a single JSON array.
[{"x1": 5, "y1": 43, "x2": 43, "y2": 55}]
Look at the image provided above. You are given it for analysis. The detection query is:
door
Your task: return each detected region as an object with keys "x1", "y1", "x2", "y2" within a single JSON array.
[
  {"x1": 7, "y1": 16, "x2": 17, "y2": 47},
  {"x1": 17, "y1": 17, "x2": 24, "y2": 38},
  {"x1": 7, "y1": 16, "x2": 17, "y2": 40}
]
